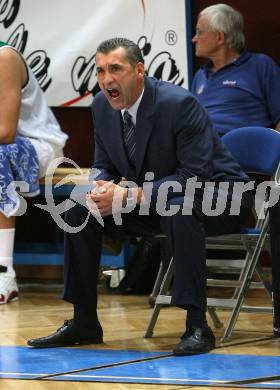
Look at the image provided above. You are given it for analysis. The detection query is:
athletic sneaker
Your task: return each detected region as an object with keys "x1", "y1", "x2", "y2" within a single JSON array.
[{"x1": 0, "y1": 266, "x2": 19, "y2": 304}]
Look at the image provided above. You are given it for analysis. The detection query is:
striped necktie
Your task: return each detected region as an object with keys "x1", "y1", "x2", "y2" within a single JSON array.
[{"x1": 123, "y1": 110, "x2": 136, "y2": 166}]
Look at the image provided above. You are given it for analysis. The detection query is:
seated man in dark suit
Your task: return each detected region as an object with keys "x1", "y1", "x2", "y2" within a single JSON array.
[
  {"x1": 27, "y1": 37, "x2": 252, "y2": 355},
  {"x1": 191, "y1": 3, "x2": 280, "y2": 335}
]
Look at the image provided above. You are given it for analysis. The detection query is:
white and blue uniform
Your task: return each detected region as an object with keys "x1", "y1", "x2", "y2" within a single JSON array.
[{"x1": 0, "y1": 44, "x2": 68, "y2": 216}]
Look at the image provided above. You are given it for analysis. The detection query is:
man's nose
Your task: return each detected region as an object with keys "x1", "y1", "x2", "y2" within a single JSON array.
[{"x1": 103, "y1": 71, "x2": 114, "y2": 85}]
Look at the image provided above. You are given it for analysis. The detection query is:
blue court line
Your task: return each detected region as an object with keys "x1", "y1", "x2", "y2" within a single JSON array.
[
  {"x1": 0, "y1": 346, "x2": 168, "y2": 380},
  {"x1": 1, "y1": 347, "x2": 280, "y2": 387},
  {"x1": 46, "y1": 353, "x2": 280, "y2": 387}
]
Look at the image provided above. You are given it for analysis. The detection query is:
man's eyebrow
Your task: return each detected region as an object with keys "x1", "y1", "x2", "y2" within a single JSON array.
[{"x1": 109, "y1": 63, "x2": 122, "y2": 67}]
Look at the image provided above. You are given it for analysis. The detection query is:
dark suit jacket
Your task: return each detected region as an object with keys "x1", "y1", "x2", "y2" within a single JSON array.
[{"x1": 91, "y1": 76, "x2": 249, "y2": 211}]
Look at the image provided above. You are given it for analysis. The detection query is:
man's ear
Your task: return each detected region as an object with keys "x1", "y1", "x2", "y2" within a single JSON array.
[
  {"x1": 217, "y1": 31, "x2": 226, "y2": 45},
  {"x1": 135, "y1": 62, "x2": 145, "y2": 78}
]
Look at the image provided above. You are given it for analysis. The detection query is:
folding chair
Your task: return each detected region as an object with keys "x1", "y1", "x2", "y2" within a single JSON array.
[{"x1": 145, "y1": 127, "x2": 280, "y2": 341}]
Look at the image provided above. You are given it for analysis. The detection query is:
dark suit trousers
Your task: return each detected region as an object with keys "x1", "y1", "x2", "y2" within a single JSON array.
[{"x1": 63, "y1": 197, "x2": 250, "y2": 315}]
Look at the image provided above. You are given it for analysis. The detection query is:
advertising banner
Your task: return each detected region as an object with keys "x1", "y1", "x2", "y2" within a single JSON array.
[{"x1": 0, "y1": 0, "x2": 190, "y2": 106}]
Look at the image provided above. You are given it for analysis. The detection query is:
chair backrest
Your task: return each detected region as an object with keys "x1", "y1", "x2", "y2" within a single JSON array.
[{"x1": 221, "y1": 127, "x2": 280, "y2": 176}]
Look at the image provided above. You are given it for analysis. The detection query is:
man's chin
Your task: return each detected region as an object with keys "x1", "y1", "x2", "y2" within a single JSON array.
[
  {"x1": 195, "y1": 49, "x2": 207, "y2": 59},
  {"x1": 107, "y1": 99, "x2": 125, "y2": 110}
]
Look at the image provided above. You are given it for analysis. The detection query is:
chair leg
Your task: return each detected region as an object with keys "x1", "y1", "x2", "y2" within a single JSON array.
[
  {"x1": 208, "y1": 307, "x2": 223, "y2": 329},
  {"x1": 255, "y1": 263, "x2": 272, "y2": 297},
  {"x1": 149, "y1": 238, "x2": 170, "y2": 306},
  {"x1": 232, "y1": 246, "x2": 254, "y2": 299},
  {"x1": 148, "y1": 261, "x2": 165, "y2": 307},
  {"x1": 144, "y1": 304, "x2": 163, "y2": 338},
  {"x1": 221, "y1": 217, "x2": 270, "y2": 341},
  {"x1": 144, "y1": 257, "x2": 174, "y2": 338}
]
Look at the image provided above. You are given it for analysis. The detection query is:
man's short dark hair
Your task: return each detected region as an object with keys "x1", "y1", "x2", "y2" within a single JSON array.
[{"x1": 96, "y1": 38, "x2": 144, "y2": 66}]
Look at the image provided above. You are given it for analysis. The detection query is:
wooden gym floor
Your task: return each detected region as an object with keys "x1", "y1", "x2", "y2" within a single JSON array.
[{"x1": 0, "y1": 283, "x2": 279, "y2": 389}]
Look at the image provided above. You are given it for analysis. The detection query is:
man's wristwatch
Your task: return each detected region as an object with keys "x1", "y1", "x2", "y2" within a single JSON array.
[{"x1": 126, "y1": 188, "x2": 135, "y2": 207}]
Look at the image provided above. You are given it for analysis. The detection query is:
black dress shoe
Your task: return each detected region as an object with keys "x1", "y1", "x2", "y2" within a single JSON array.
[
  {"x1": 27, "y1": 319, "x2": 103, "y2": 348},
  {"x1": 173, "y1": 326, "x2": 215, "y2": 356}
]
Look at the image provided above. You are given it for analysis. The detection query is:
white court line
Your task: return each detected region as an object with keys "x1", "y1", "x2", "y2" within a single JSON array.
[
  {"x1": 58, "y1": 373, "x2": 228, "y2": 383},
  {"x1": 0, "y1": 372, "x2": 46, "y2": 377},
  {"x1": 1, "y1": 372, "x2": 279, "y2": 386},
  {"x1": 57, "y1": 374, "x2": 280, "y2": 386}
]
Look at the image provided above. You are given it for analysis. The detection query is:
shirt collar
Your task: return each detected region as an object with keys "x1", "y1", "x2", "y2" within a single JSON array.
[
  {"x1": 203, "y1": 50, "x2": 251, "y2": 74},
  {"x1": 121, "y1": 88, "x2": 144, "y2": 125}
]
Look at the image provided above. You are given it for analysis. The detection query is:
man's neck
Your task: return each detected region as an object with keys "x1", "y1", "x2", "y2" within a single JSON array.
[
  {"x1": 123, "y1": 86, "x2": 145, "y2": 125},
  {"x1": 210, "y1": 48, "x2": 240, "y2": 72}
]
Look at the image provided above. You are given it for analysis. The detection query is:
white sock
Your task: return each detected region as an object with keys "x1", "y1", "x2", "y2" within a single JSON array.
[{"x1": 0, "y1": 229, "x2": 15, "y2": 270}]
